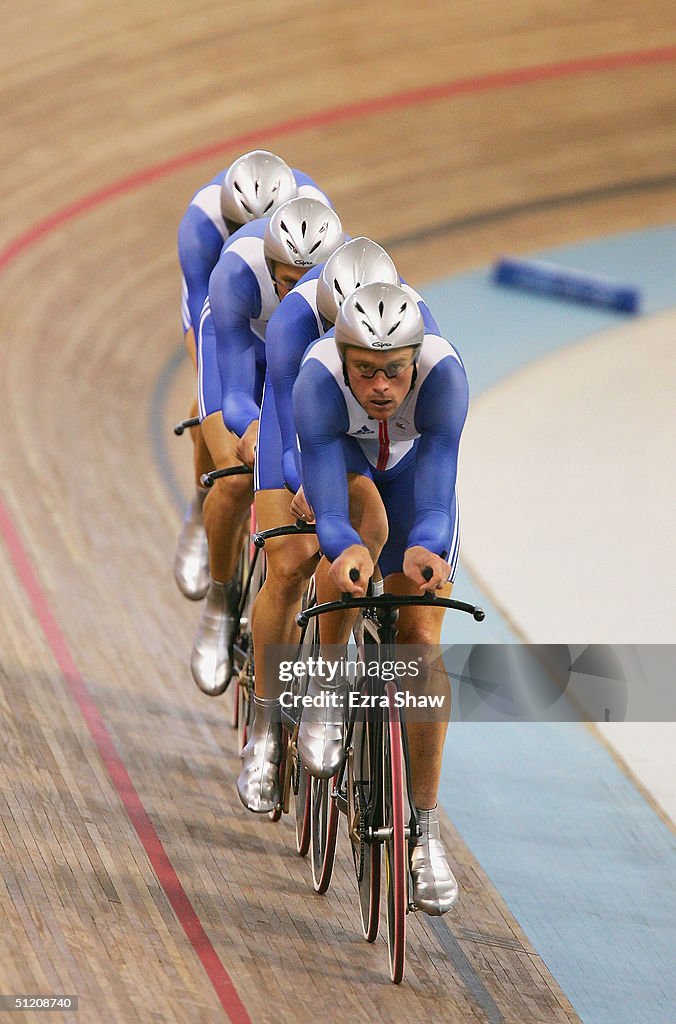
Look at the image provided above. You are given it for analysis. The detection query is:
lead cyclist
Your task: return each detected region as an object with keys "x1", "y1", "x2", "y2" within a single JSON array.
[{"x1": 291, "y1": 282, "x2": 469, "y2": 916}]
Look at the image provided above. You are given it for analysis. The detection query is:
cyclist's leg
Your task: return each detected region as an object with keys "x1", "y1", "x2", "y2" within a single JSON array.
[
  {"x1": 252, "y1": 490, "x2": 320, "y2": 694},
  {"x1": 239, "y1": 379, "x2": 319, "y2": 810},
  {"x1": 191, "y1": 411, "x2": 252, "y2": 694},
  {"x1": 299, "y1": 448, "x2": 388, "y2": 778},
  {"x1": 313, "y1": 459, "x2": 388, "y2": 647},
  {"x1": 379, "y1": 467, "x2": 459, "y2": 914},
  {"x1": 251, "y1": 378, "x2": 320, "y2": 697},
  {"x1": 200, "y1": 412, "x2": 252, "y2": 581}
]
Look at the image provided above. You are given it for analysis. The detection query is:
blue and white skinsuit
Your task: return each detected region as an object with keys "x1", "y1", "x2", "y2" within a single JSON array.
[
  {"x1": 291, "y1": 332, "x2": 469, "y2": 580},
  {"x1": 176, "y1": 166, "x2": 328, "y2": 414},
  {"x1": 264, "y1": 268, "x2": 440, "y2": 494}
]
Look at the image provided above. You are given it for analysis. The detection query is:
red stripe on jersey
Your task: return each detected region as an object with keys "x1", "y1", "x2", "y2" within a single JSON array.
[{"x1": 377, "y1": 420, "x2": 390, "y2": 472}]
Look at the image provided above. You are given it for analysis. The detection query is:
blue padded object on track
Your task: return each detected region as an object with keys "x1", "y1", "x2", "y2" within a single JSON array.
[{"x1": 493, "y1": 255, "x2": 641, "y2": 313}]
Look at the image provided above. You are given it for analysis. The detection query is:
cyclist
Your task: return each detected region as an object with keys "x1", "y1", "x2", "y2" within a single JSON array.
[
  {"x1": 191, "y1": 197, "x2": 344, "y2": 696},
  {"x1": 174, "y1": 150, "x2": 330, "y2": 601},
  {"x1": 292, "y1": 282, "x2": 469, "y2": 915},
  {"x1": 237, "y1": 238, "x2": 441, "y2": 813}
]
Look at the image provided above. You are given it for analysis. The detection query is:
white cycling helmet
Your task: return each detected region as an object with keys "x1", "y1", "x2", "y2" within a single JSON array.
[
  {"x1": 335, "y1": 282, "x2": 424, "y2": 351},
  {"x1": 220, "y1": 151, "x2": 297, "y2": 224},
  {"x1": 264, "y1": 197, "x2": 344, "y2": 269},
  {"x1": 316, "y1": 237, "x2": 398, "y2": 324}
]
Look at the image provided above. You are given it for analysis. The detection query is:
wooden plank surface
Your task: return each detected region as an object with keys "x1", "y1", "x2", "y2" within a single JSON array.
[{"x1": 1, "y1": 1, "x2": 673, "y2": 1020}]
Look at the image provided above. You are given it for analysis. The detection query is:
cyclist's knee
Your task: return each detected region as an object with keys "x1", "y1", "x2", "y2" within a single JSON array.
[
  {"x1": 397, "y1": 625, "x2": 438, "y2": 648},
  {"x1": 217, "y1": 473, "x2": 252, "y2": 505},
  {"x1": 265, "y1": 549, "x2": 314, "y2": 598},
  {"x1": 348, "y1": 475, "x2": 387, "y2": 556}
]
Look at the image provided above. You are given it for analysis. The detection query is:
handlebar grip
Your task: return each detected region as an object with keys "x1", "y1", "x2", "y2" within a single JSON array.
[
  {"x1": 473, "y1": 608, "x2": 486, "y2": 622},
  {"x1": 200, "y1": 472, "x2": 214, "y2": 488},
  {"x1": 340, "y1": 567, "x2": 361, "y2": 603},
  {"x1": 173, "y1": 416, "x2": 200, "y2": 436}
]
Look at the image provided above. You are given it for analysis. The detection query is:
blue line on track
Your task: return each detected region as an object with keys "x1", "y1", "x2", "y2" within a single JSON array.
[{"x1": 425, "y1": 225, "x2": 676, "y2": 1024}]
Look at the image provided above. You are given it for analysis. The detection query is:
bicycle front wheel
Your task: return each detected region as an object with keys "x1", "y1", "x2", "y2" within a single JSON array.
[
  {"x1": 309, "y1": 775, "x2": 339, "y2": 893},
  {"x1": 383, "y1": 685, "x2": 407, "y2": 984},
  {"x1": 347, "y1": 712, "x2": 381, "y2": 942}
]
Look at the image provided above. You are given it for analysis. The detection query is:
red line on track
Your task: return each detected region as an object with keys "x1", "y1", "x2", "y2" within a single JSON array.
[
  {"x1": 0, "y1": 42, "x2": 674, "y2": 1019},
  {"x1": 0, "y1": 499, "x2": 251, "y2": 1024},
  {"x1": 0, "y1": 45, "x2": 673, "y2": 274}
]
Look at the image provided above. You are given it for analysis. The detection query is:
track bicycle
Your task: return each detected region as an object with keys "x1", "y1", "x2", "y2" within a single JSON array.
[
  {"x1": 296, "y1": 572, "x2": 485, "y2": 983},
  {"x1": 198, "y1": 463, "x2": 259, "y2": 746}
]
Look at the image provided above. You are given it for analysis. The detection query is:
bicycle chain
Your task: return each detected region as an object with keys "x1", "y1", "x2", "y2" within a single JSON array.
[{"x1": 354, "y1": 785, "x2": 368, "y2": 884}]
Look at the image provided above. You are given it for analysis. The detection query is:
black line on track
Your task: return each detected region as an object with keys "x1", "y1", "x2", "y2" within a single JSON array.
[
  {"x1": 426, "y1": 917, "x2": 505, "y2": 1023},
  {"x1": 381, "y1": 172, "x2": 676, "y2": 249},
  {"x1": 149, "y1": 344, "x2": 190, "y2": 513}
]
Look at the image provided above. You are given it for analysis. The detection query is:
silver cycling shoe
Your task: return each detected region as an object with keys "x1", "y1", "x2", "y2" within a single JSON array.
[
  {"x1": 297, "y1": 676, "x2": 348, "y2": 779},
  {"x1": 237, "y1": 697, "x2": 283, "y2": 813},
  {"x1": 410, "y1": 806, "x2": 459, "y2": 916},
  {"x1": 174, "y1": 487, "x2": 210, "y2": 600},
  {"x1": 190, "y1": 578, "x2": 238, "y2": 695}
]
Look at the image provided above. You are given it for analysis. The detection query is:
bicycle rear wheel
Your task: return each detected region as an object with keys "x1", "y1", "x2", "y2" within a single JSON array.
[
  {"x1": 383, "y1": 684, "x2": 407, "y2": 984},
  {"x1": 310, "y1": 774, "x2": 339, "y2": 892},
  {"x1": 347, "y1": 711, "x2": 381, "y2": 942},
  {"x1": 236, "y1": 671, "x2": 253, "y2": 752}
]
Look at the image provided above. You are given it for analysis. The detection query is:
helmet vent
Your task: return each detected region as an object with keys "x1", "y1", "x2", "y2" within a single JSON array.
[
  {"x1": 334, "y1": 278, "x2": 344, "y2": 298},
  {"x1": 308, "y1": 240, "x2": 321, "y2": 254},
  {"x1": 355, "y1": 301, "x2": 365, "y2": 314},
  {"x1": 399, "y1": 301, "x2": 408, "y2": 313},
  {"x1": 263, "y1": 200, "x2": 274, "y2": 213},
  {"x1": 378, "y1": 300, "x2": 385, "y2": 317},
  {"x1": 234, "y1": 182, "x2": 243, "y2": 194},
  {"x1": 360, "y1": 320, "x2": 376, "y2": 335},
  {"x1": 301, "y1": 220, "x2": 307, "y2": 237},
  {"x1": 387, "y1": 321, "x2": 402, "y2": 336}
]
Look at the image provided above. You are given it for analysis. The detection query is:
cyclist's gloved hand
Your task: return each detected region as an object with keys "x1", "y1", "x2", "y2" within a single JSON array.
[
  {"x1": 403, "y1": 547, "x2": 450, "y2": 592},
  {"x1": 290, "y1": 485, "x2": 315, "y2": 524},
  {"x1": 235, "y1": 419, "x2": 259, "y2": 469},
  {"x1": 329, "y1": 545, "x2": 373, "y2": 597}
]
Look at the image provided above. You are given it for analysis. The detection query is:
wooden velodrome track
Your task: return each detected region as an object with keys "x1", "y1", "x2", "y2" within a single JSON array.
[{"x1": 1, "y1": 2, "x2": 674, "y2": 1021}]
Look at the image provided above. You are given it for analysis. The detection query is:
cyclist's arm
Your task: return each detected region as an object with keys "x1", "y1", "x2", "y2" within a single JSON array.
[
  {"x1": 292, "y1": 169, "x2": 333, "y2": 207},
  {"x1": 209, "y1": 254, "x2": 262, "y2": 436},
  {"x1": 293, "y1": 360, "x2": 362, "y2": 557},
  {"x1": 400, "y1": 280, "x2": 441, "y2": 336},
  {"x1": 178, "y1": 201, "x2": 228, "y2": 335},
  {"x1": 267, "y1": 288, "x2": 324, "y2": 493},
  {"x1": 409, "y1": 355, "x2": 469, "y2": 556}
]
